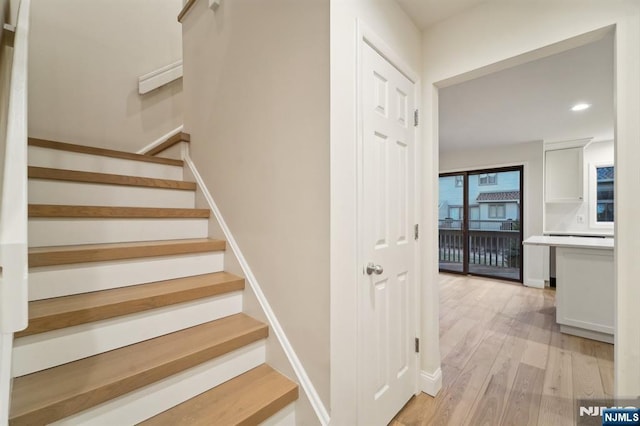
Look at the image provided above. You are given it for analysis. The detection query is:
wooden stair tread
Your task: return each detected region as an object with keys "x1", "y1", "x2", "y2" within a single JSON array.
[
  {"x1": 141, "y1": 364, "x2": 298, "y2": 426},
  {"x1": 9, "y1": 314, "x2": 269, "y2": 425},
  {"x1": 29, "y1": 238, "x2": 226, "y2": 268},
  {"x1": 28, "y1": 138, "x2": 184, "y2": 166},
  {"x1": 16, "y1": 272, "x2": 244, "y2": 338},
  {"x1": 28, "y1": 166, "x2": 196, "y2": 191},
  {"x1": 29, "y1": 204, "x2": 210, "y2": 218},
  {"x1": 146, "y1": 132, "x2": 190, "y2": 157}
]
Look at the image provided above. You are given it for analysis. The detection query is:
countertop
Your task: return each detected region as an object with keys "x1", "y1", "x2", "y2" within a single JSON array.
[{"x1": 523, "y1": 235, "x2": 614, "y2": 249}]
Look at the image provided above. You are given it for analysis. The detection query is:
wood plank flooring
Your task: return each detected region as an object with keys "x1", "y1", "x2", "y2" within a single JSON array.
[{"x1": 391, "y1": 274, "x2": 614, "y2": 426}]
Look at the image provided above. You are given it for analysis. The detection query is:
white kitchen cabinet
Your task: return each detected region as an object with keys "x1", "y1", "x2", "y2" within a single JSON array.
[
  {"x1": 556, "y1": 247, "x2": 614, "y2": 343},
  {"x1": 545, "y1": 147, "x2": 583, "y2": 202},
  {"x1": 523, "y1": 236, "x2": 614, "y2": 344}
]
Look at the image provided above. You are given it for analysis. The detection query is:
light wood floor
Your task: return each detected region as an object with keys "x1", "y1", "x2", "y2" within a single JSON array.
[{"x1": 391, "y1": 273, "x2": 614, "y2": 426}]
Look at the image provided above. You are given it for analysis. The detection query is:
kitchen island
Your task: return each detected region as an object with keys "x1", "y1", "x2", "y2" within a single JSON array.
[{"x1": 523, "y1": 235, "x2": 614, "y2": 343}]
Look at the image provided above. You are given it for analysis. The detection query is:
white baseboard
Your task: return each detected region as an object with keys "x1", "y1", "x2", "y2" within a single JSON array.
[
  {"x1": 420, "y1": 368, "x2": 442, "y2": 397},
  {"x1": 524, "y1": 278, "x2": 545, "y2": 289},
  {"x1": 184, "y1": 154, "x2": 330, "y2": 426},
  {"x1": 137, "y1": 126, "x2": 184, "y2": 155}
]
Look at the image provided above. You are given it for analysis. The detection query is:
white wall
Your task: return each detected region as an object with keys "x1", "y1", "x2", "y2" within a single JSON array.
[
  {"x1": 330, "y1": 0, "x2": 422, "y2": 423},
  {"x1": 422, "y1": 0, "x2": 640, "y2": 398},
  {"x1": 545, "y1": 140, "x2": 615, "y2": 235},
  {"x1": 181, "y1": 1, "x2": 329, "y2": 423},
  {"x1": 28, "y1": 0, "x2": 183, "y2": 152},
  {"x1": 440, "y1": 141, "x2": 547, "y2": 287}
]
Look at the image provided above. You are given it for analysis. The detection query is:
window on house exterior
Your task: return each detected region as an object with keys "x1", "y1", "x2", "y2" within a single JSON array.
[
  {"x1": 455, "y1": 175, "x2": 463, "y2": 187},
  {"x1": 479, "y1": 173, "x2": 497, "y2": 185},
  {"x1": 448, "y1": 206, "x2": 463, "y2": 220},
  {"x1": 488, "y1": 204, "x2": 506, "y2": 219},
  {"x1": 596, "y1": 166, "x2": 614, "y2": 222}
]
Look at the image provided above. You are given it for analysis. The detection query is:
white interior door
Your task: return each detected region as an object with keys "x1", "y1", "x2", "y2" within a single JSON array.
[{"x1": 358, "y1": 40, "x2": 417, "y2": 425}]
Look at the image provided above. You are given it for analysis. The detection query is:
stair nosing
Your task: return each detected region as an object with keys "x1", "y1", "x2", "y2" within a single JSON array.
[
  {"x1": 28, "y1": 166, "x2": 196, "y2": 191},
  {"x1": 28, "y1": 204, "x2": 210, "y2": 219},
  {"x1": 28, "y1": 238, "x2": 226, "y2": 268},
  {"x1": 9, "y1": 314, "x2": 269, "y2": 425},
  {"x1": 145, "y1": 132, "x2": 190, "y2": 157},
  {"x1": 16, "y1": 272, "x2": 244, "y2": 338},
  {"x1": 28, "y1": 138, "x2": 184, "y2": 166}
]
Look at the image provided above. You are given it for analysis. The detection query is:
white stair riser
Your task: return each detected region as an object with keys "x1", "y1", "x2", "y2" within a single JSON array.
[
  {"x1": 260, "y1": 404, "x2": 296, "y2": 426},
  {"x1": 29, "y1": 180, "x2": 195, "y2": 208},
  {"x1": 29, "y1": 252, "x2": 224, "y2": 300},
  {"x1": 13, "y1": 292, "x2": 242, "y2": 376},
  {"x1": 29, "y1": 218, "x2": 209, "y2": 247},
  {"x1": 29, "y1": 146, "x2": 183, "y2": 180},
  {"x1": 49, "y1": 341, "x2": 266, "y2": 425}
]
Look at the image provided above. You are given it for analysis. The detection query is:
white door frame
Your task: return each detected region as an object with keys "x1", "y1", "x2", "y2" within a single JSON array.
[{"x1": 355, "y1": 20, "x2": 422, "y2": 422}]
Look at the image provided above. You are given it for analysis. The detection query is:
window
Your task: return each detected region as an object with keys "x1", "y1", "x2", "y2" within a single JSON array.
[
  {"x1": 455, "y1": 175, "x2": 463, "y2": 187},
  {"x1": 488, "y1": 204, "x2": 506, "y2": 219},
  {"x1": 596, "y1": 166, "x2": 614, "y2": 222},
  {"x1": 479, "y1": 173, "x2": 497, "y2": 185},
  {"x1": 448, "y1": 206, "x2": 463, "y2": 220}
]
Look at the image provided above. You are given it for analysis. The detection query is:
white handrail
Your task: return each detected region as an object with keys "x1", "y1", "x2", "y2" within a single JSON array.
[
  {"x1": 0, "y1": 0, "x2": 30, "y2": 334},
  {"x1": 138, "y1": 60, "x2": 183, "y2": 95}
]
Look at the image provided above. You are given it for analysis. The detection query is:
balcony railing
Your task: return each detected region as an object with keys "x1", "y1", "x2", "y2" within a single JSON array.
[{"x1": 438, "y1": 220, "x2": 521, "y2": 269}]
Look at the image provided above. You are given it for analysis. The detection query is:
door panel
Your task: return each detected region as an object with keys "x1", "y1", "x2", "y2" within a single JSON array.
[{"x1": 360, "y1": 41, "x2": 416, "y2": 426}]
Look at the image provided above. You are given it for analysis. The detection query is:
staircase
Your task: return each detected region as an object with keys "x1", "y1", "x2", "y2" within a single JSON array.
[{"x1": 8, "y1": 138, "x2": 298, "y2": 425}]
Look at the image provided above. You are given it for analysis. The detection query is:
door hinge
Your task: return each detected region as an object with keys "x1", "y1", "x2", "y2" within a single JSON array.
[
  {"x1": 414, "y1": 224, "x2": 419, "y2": 240},
  {"x1": 415, "y1": 337, "x2": 420, "y2": 353},
  {"x1": 414, "y1": 109, "x2": 419, "y2": 127}
]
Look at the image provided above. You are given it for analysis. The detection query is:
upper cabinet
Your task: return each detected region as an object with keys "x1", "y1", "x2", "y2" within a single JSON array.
[{"x1": 545, "y1": 146, "x2": 584, "y2": 203}]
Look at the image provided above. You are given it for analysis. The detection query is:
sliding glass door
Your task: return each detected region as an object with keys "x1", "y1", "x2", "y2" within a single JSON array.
[
  {"x1": 439, "y1": 166, "x2": 523, "y2": 282},
  {"x1": 438, "y1": 174, "x2": 465, "y2": 273}
]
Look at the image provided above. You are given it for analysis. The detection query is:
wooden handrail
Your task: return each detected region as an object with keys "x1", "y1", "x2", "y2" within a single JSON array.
[{"x1": 178, "y1": 0, "x2": 199, "y2": 23}]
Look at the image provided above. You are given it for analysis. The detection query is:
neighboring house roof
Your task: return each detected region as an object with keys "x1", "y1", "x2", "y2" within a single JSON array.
[{"x1": 476, "y1": 191, "x2": 520, "y2": 202}]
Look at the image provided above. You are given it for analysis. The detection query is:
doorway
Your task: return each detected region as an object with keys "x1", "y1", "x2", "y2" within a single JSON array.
[{"x1": 439, "y1": 166, "x2": 523, "y2": 282}]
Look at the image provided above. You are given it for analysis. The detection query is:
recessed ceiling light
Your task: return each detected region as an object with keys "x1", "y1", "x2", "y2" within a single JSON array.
[{"x1": 571, "y1": 103, "x2": 591, "y2": 111}]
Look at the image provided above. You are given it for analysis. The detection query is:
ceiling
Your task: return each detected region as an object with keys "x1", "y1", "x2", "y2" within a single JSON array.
[
  {"x1": 395, "y1": 0, "x2": 487, "y2": 29},
  {"x1": 438, "y1": 34, "x2": 614, "y2": 152}
]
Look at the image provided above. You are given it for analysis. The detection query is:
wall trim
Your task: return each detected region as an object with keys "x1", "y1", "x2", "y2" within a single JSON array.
[
  {"x1": 138, "y1": 60, "x2": 183, "y2": 95},
  {"x1": 184, "y1": 154, "x2": 331, "y2": 426},
  {"x1": 420, "y1": 368, "x2": 442, "y2": 397},
  {"x1": 137, "y1": 126, "x2": 183, "y2": 155},
  {"x1": 524, "y1": 278, "x2": 545, "y2": 289}
]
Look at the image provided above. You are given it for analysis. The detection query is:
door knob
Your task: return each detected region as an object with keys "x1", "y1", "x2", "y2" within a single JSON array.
[{"x1": 366, "y1": 263, "x2": 384, "y2": 275}]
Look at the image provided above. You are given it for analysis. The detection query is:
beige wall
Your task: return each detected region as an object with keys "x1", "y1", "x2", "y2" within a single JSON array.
[
  {"x1": 329, "y1": 0, "x2": 422, "y2": 422},
  {"x1": 181, "y1": 0, "x2": 329, "y2": 422},
  {"x1": 422, "y1": 0, "x2": 640, "y2": 398},
  {"x1": 28, "y1": 0, "x2": 183, "y2": 152},
  {"x1": 440, "y1": 141, "x2": 547, "y2": 287}
]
